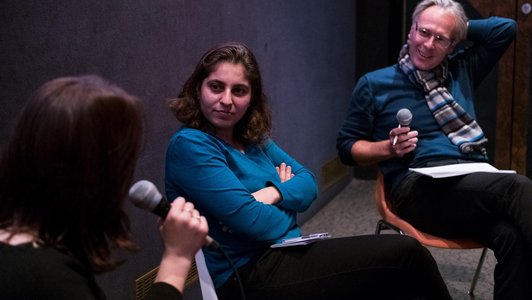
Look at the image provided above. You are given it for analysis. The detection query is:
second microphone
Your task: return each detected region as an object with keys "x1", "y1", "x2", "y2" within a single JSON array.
[{"x1": 128, "y1": 180, "x2": 219, "y2": 249}]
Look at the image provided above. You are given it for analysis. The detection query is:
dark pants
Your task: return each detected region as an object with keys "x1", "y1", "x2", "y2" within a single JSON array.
[
  {"x1": 217, "y1": 235, "x2": 451, "y2": 300},
  {"x1": 392, "y1": 170, "x2": 532, "y2": 299}
]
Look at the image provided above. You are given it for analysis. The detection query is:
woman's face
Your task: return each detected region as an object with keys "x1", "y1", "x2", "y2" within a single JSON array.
[
  {"x1": 408, "y1": 6, "x2": 457, "y2": 70},
  {"x1": 200, "y1": 62, "x2": 252, "y2": 138}
]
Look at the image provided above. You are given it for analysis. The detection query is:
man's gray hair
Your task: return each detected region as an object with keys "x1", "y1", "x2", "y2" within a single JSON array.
[{"x1": 412, "y1": 0, "x2": 468, "y2": 43}]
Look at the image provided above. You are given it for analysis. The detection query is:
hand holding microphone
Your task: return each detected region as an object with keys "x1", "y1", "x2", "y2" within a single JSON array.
[
  {"x1": 129, "y1": 180, "x2": 219, "y2": 249},
  {"x1": 392, "y1": 108, "x2": 413, "y2": 146},
  {"x1": 390, "y1": 108, "x2": 417, "y2": 157}
]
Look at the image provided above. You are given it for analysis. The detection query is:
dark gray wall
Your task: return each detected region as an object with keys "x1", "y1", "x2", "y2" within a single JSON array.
[{"x1": 1, "y1": 1, "x2": 356, "y2": 299}]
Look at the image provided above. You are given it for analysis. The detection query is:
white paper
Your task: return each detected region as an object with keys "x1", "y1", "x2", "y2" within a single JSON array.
[
  {"x1": 409, "y1": 162, "x2": 516, "y2": 178},
  {"x1": 270, "y1": 232, "x2": 331, "y2": 248}
]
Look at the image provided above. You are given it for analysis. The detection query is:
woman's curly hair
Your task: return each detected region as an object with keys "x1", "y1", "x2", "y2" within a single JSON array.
[{"x1": 168, "y1": 42, "x2": 272, "y2": 145}]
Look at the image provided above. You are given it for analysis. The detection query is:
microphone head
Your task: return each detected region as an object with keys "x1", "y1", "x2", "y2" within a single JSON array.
[
  {"x1": 129, "y1": 180, "x2": 162, "y2": 212},
  {"x1": 396, "y1": 108, "x2": 412, "y2": 126}
]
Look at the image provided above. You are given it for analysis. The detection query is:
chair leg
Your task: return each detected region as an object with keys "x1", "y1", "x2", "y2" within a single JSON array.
[
  {"x1": 375, "y1": 220, "x2": 384, "y2": 234},
  {"x1": 375, "y1": 219, "x2": 405, "y2": 235},
  {"x1": 467, "y1": 247, "x2": 487, "y2": 296}
]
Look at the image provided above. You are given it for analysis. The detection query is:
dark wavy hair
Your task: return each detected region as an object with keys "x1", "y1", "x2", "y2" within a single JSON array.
[
  {"x1": 168, "y1": 42, "x2": 272, "y2": 145},
  {"x1": 0, "y1": 75, "x2": 143, "y2": 273}
]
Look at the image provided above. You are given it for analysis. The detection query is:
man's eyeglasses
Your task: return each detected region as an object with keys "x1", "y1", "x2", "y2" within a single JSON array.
[{"x1": 415, "y1": 23, "x2": 454, "y2": 49}]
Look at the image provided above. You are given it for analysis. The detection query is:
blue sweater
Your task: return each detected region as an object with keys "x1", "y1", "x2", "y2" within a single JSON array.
[
  {"x1": 165, "y1": 128, "x2": 318, "y2": 288},
  {"x1": 337, "y1": 17, "x2": 516, "y2": 193}
]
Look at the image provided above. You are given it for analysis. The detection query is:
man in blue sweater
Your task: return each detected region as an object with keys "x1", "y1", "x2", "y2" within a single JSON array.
[{"x1": 337, "y1": 0, "x2": 531, "y2": 298}]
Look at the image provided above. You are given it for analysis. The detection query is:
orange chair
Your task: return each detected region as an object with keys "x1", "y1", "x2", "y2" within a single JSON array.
[{"x1": 374, "y1": 172, "x2": 487, "y2": 296}]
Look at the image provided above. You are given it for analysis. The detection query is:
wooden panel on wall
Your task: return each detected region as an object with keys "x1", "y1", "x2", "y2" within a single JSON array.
[
  {"x1": 467, "y1": 0, "x2": 531, "y2": 174},
  {"x1": 512, "y1": 0, "x2": 531, "y2": 173}
]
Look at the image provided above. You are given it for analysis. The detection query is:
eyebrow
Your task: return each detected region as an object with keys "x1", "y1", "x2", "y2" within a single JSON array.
[{"x1": 207, "y1": 79, "x2": 250, "y2": 88}]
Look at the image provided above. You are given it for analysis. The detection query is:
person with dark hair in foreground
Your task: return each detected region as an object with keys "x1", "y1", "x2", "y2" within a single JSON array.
[
  {"x1": 0, "y1": 75, "x2": 208, "y2": 299},
  {"x1": 337, "y1": 0, "x2": 531, "y2": 298},
  {"x1": 165, "y1": 42, "x2": 452, "y2": 300}
]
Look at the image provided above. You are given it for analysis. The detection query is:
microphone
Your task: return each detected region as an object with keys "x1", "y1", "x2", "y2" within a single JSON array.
[
  {"x1": 396, "y1": 108, "x2": 412, "y2": 127},
  {"x1": 393, "y1": 108, "x2": 413, "y2": 146},
  {"x1": 129, "y1": 180, "x2": 219, "y2": 249}
]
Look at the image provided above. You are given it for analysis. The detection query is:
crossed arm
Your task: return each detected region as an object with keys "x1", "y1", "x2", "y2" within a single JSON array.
[{"x1": 252, "y1": 162, "x2": 294, "y2": 204}]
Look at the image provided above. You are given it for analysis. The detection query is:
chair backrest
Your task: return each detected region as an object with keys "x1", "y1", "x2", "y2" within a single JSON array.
[{"x1": 374, "y1": 172, "x2": 482, "y2": 249}]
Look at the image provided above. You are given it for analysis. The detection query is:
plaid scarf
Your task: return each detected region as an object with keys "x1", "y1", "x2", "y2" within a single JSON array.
[{"x1": 398, "y1": 44, "x2": 487, "y2": 155}]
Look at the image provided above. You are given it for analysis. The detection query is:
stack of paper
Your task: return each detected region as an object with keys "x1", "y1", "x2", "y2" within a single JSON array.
[
  {"x1": 270, "y1": 232, "x2": 331, "y2": 248},
  {"x1": 410, "y1": 162, "x2": 516, "y2": 178}
]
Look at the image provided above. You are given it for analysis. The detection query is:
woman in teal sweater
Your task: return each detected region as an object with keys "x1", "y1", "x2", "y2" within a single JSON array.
[{"x1": 165, "y1": 42, "x2": 451, "y2": 299}]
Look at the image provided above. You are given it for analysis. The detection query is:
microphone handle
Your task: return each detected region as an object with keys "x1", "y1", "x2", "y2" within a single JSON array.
[
  {"x1": 153, "y1": 198, "x2": 219, "y2": 249},
  {"x1": 153, "y1": 198, "x2": 171, "y2": 218},
  {"x1": 205, "y1": 235, "x2": 220, "y2": 249},
  {"x1": 392, "y1": 124, "x2": 402, "y2": 146}
]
